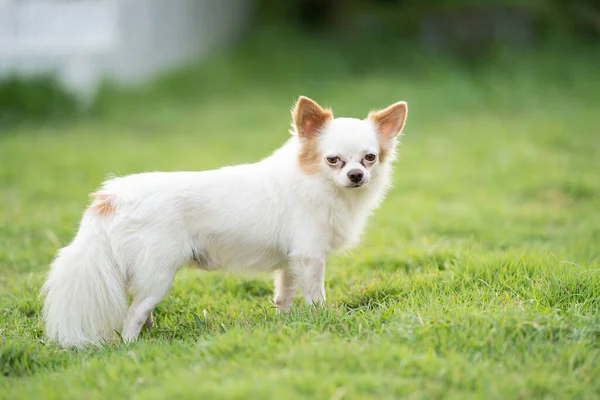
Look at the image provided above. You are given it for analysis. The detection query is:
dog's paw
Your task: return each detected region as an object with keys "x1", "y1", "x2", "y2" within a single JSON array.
[{"x1": 272, "y1": 298, "x2": 292, "y2": 315}]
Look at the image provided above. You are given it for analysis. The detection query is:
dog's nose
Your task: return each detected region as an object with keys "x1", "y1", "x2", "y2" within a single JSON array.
[{"x1": 347, "y1": 169, "x2": 364, "y2": 183}]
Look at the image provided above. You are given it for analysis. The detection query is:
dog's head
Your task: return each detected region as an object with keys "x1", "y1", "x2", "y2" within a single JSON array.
[{"x1": 292, "y1": 96, "x2": 407, "y2": 189}]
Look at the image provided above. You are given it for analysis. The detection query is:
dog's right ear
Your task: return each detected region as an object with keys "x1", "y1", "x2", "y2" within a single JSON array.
[{"x1": 292, "y1": 96, "x2": 333, "y2": 138}]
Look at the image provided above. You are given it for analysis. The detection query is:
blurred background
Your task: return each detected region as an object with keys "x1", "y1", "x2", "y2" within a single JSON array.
[{"x1": 0, "y1": 0, "x2": 598, "y2": 122}]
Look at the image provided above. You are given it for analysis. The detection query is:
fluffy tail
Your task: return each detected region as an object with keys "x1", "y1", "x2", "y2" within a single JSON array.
[{"x1": 41, "y1": 213, "x2": 127, "y2": 348}]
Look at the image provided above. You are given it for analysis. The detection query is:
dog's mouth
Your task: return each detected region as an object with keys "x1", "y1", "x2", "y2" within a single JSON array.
[{"x1": 346, "y1": 181, "x2": 368, "y2": 188}]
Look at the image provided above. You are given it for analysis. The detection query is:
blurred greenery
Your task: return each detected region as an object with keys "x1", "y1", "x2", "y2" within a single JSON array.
[
  {"x1": 1, "y1": 0, "x2": 599, "y2": 124},
  {"x1": 0, "y1": 75, "x2": 80, "y2": 125},
  {"x1": 0, "y1": 0, "x2": 600, "y2": 126},
  {"x1": 257, "y1": 0, "x2": 600, "y2": 38},
  {"x1": 1, "y1": 22, "x2": 599, "y2": 400}
]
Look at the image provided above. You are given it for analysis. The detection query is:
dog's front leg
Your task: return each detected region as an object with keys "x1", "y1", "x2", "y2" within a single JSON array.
[
  {"x1": 273, "y1": 268, "x2": 294, "y2": 313},
  {"x1": 289, "y1": 256, "x2": 326, "y2": 306}
]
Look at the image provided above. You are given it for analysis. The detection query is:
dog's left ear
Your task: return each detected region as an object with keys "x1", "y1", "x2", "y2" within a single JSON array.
[
  {"x1": 292, "y1": 96, "x2": 333, "y2": 138},
  {"x1": 368, "y1": 101, "x2": 408, "y2": 139}
]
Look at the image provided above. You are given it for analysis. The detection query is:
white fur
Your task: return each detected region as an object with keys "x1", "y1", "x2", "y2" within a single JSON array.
[{"x1": 41, "y1": 101, "x2": 405, "y2": 347}]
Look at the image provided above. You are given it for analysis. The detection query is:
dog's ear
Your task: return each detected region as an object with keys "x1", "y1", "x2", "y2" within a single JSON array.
[
  {"x1": 368, "y1": 101, "x2": 408, "y2": 139},
  {"x1": 292, "y1": 96, "x2": 333, "y2": 138}
]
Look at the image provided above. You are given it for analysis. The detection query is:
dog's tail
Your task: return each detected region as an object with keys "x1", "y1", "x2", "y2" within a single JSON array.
[{"x1": 41, "y1": 199, "x2": 127, "y2": 348}]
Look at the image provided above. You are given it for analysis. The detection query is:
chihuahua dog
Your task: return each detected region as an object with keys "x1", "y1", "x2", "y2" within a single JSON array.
[{"x1": 41, "y1": 96, "x2": 408, "y2": 347}]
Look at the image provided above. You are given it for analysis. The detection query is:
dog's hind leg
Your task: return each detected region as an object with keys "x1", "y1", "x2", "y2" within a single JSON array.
[{"x1": 122, "y1": 257, "x2": 180, "y2": 342}]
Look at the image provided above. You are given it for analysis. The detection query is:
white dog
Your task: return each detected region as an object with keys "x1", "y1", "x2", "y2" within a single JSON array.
[{"x1": 41, "y1": 96, "x2": 408, "y2": 347}]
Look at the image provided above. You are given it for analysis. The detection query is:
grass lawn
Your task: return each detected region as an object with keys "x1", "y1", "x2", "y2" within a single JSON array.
[{"x1": 1, "y1": 32, "x2": 599, "y2": 398}]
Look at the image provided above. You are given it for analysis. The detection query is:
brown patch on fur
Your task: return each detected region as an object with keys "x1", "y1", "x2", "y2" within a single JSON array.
[
  {"x1": 368, "y1": 101, "x2": 408, "y2": 162},
  {"x1": 88, "y1": 192, "x2": 116, "y2": 217},
  {"x1": 378, "y1": 143, "x2": 395, "y2": 163},
  {"x1": 298, "y1": 137, "x2": 322, "y2": 174},
  {"x1": 292, "y1": 96, "x2": 333, "y2": 174}
]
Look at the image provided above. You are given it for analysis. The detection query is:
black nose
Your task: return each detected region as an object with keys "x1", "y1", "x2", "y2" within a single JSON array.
[{"x1": 347, "y1": 169, "x2": 364, "y2": 183}]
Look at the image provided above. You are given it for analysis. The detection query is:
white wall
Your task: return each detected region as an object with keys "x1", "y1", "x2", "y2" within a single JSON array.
[{"x1": 0, "y1": 0, "x2": 252, "y2": 98}]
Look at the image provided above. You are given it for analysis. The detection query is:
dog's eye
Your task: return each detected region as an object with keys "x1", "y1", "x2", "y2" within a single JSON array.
[
  {"x1": 326, "y1": 156, "x2": 340, "y2": 165},
  {"x1": 364, "y1": 153, "x2": 377, "y2": 162}
]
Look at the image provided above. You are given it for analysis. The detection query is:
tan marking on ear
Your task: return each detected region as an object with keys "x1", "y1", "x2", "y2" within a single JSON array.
[
  {"x1": 292, "y1": 96, "x2": 333, "y2": 174},
  {"x1": 292, "y1": 96, "x2": 333, "y2": 138},
  {"x1": 88, "y1": 192, "x2": 116, "y2": 217},
  {"x1": 368, "y1": 101, "x2": 408, "y2": 162}
]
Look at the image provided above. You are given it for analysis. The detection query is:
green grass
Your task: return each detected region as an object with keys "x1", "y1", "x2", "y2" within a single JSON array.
[{"x1": 1, "y1": 31, "x2": 600, "y2": 399}]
